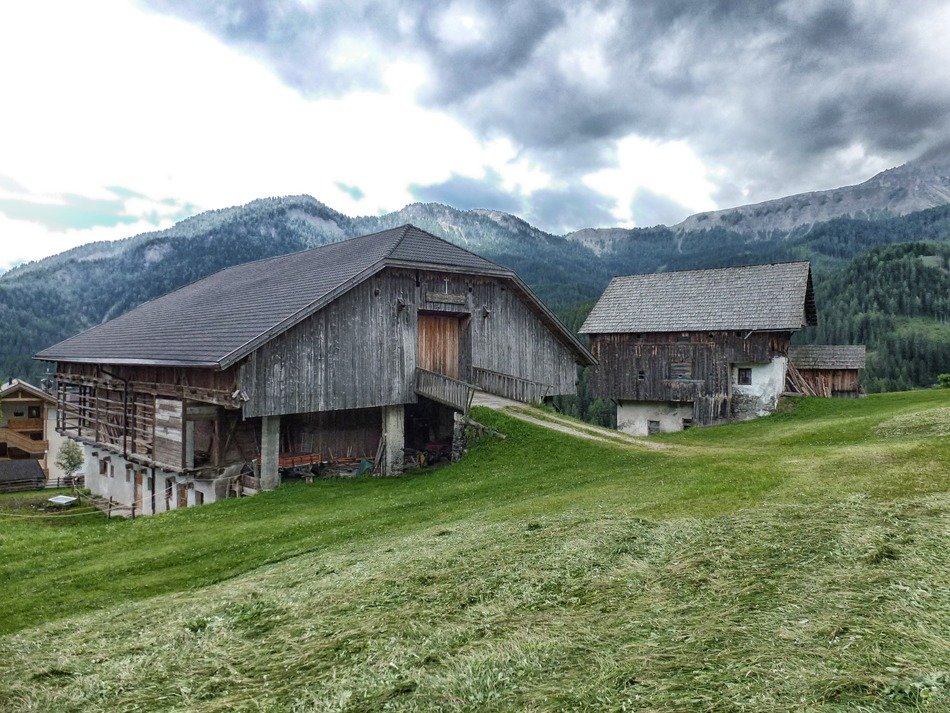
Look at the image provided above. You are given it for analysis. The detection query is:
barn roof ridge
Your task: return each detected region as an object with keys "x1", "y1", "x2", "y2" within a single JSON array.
[
  {"x1": 581, "y1": 260, "x2": 817, "y2": 334},
  {"x1": 789, "y1": 344, "x2": 866, "y2": 370},
  {"x1": 36, "y1": 224, "x2": 593, "y2": 368}
]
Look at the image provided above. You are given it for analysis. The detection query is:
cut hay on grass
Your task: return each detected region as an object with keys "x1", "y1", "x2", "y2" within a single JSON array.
[
  {"x1": 0, "y1": 390, "x2": 947, "y2": 711},
  {"x1": 1, "y1": 496, "x2": 947, "y2": 711}
]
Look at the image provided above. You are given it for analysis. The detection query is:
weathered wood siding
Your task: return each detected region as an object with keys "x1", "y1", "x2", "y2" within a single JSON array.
[
  {"x1": 797, "y1": 368, "x2": 861, "y2": 396},
  {"x1": 239, "y1": 268, "x2": 579, "y2": 417},
  {"x1": 153, "y1": 398, "x2": 184, "y2": 469},
  {"x1": 588, "y1": 331, "x2": 791, "y2": 425}
]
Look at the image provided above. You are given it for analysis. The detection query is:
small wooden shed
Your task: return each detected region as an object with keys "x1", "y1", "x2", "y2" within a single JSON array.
[{"x1": 787, "y1": 345, "x2": 866, "y2": 397}]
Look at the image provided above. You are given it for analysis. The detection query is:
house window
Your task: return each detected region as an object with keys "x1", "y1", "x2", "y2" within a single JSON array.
[
  {"x1": 99, "y1": 459, "x2": 108, "y2": 476},
  {"x1": 647, "y1": 420, "x2": 660, "y2": 435},
  {"x1": 28, "y1": 405, "x2": 41, "y2": 419},
  {"x1": 737, "y1": 368, "x2": 752, "y2": 385},
  {"x1": 637, "y1": 370, "x2": 645, "y2": 381}
]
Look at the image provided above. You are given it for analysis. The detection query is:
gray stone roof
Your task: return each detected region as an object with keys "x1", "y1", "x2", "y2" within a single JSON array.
[
  {"x1": 580, "y1": 261, "x2": 817, "y2": 334},
  {"x1": 38, "y1": 225, "x2": 593, "y2": 368},
  {"x1": 789, "y1": 345, "x2": 866, "y2": 370}
]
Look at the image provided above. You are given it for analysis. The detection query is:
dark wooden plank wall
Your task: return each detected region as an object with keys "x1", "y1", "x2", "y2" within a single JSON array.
[
  {"x1": 58, "y1": 362, "x2": 238, "y2": 392},
  {"x1": 282, "y1": 408, "x2": 381, "y2": 459},
  {"x1": 240, "y1": 268, "x2": 579, "y2": 418},
  {"x1": 588, "y1": 331, "x2": 791, "y2": 424}
]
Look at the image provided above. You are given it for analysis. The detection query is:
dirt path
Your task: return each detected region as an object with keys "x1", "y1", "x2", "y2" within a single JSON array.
[{"x1": 471, "y1": 392, "x2": 667, "y2": 450}]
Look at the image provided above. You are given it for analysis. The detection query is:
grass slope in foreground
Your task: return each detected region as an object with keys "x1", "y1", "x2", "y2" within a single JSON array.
[{"x1": 0, "y1": 391, "x2": 948, "y2": 711}]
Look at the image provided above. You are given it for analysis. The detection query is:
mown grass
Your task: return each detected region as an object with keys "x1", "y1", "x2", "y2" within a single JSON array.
[{"x1": 0, "y1": 390, "x2": 948, "y2": 711}]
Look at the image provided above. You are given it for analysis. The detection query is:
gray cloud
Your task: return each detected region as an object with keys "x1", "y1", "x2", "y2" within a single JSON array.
[
  {"x1": 409, "y1": 168, "x2": 521, "y2": 213},
  {"x1": 630, "y1": 188, "x2": 691, "y2": 228},
  {"x1": 525, "y1": 184, "x2": 617, "y2": 235},
  {"x1": 143, "y1": 0, "x2": 950, "y2": 225}
]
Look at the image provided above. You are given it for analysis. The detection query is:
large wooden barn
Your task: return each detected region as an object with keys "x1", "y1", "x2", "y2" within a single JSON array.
[
  {"x1": 37, "y1": 225, "x2": 594, "y2": 514},
  {"x1": 580, "y1": 262, "x2": 817, "y2": 435}
]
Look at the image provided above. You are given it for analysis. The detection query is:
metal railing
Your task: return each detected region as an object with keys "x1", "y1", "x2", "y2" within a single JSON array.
[
  {"x1": 471, "y1": 367, "x2": 552, "y2": 405},
  {"x1": 415, "y1": 368, "x2": 476, "y2": 414}
]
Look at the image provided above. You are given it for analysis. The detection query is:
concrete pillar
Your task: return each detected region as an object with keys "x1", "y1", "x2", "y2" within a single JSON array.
[
  {"x1": 260, "y1": 415, "x2": 280, "y2": 490},
  {"x1": 381, "y1": 404, "x2": 404, "y2": 476}
]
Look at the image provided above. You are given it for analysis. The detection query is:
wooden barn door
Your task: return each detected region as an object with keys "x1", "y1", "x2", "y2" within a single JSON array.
[
  {"x1": 176, "y1": 483, "x2": 188, "y2": 509},
  {"x1": 417, "y1": 314, "x2": 461, "y2": 379}
]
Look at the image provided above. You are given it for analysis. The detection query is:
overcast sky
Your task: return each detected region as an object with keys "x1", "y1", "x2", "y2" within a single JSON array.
[{"x1": 1, "y1": 0, "x2": 949, "y2": 270}]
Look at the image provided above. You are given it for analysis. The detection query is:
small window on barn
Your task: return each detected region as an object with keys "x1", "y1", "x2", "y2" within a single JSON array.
[
  {"x1": 637, "y1": 370, "x2": 645, "y2": 381},
  {"x1": 682, "y1": 418, "x2": 693, "y2": 429},
  {"x1": 647, "y1": 420, "x2": 660, "y2": 435},
  {"x1": 676, "y1": 332, "x2": 690, "y2": 343},
  {"x1": 99, "y1": 459, "x2": 108, "y2": 476},
  {"x1": 737, "y1": 367, "x2": 752, "y2": 385}
]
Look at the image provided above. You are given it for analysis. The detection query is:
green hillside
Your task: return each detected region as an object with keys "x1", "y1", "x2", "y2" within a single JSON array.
[{"x1": 1, "y1": 391, "x2": 948, "y2": 711}]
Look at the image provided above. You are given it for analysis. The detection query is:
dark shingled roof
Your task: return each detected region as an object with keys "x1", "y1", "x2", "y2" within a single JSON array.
[
  {"x1": 0, "y1": 458, "x2": 45, "y2": 485},
  {"x1": 580, "y1": 261, "x2": 817, "y2": 334},
  {"x1": 789, "y1": 345, "x2": 866, "y2": 370},
  {"x1": 38, "y1": 225, "x2": 593, "y2": 367}
]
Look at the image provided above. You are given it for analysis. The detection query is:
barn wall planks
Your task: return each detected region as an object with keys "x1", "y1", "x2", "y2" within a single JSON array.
[
  {"x1": 153, "y1": 398, "x2": 184, "y2": 469},
  {"x1": 240, "y1": 268, "x2": 579, "y2": 417},
  {"x1": 240, "y1": 272, "x2": 416, "y2": 418},
  {"x1": 58, "y1": 362, "x2": 239, "y2": 392},
  {"x1": 797, "y1": 368, "x2": 862, "y2": 396},
  {"x1": 283, "y1": 408, "x2": 382, "y2": 459},
  {"x1": 587, "y1": 331, "x2": 791, "y2": 425}
]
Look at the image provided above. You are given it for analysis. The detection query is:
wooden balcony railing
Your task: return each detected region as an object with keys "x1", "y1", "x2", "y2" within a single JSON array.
[
  {"x1": 471, "y1": 367, "x2": 552, "y2": 405},
  {"x1": 5, "y1": 418, "x2": 43, "y2": 432},
  {"x1": 415, "y1": 368, "x2": 476, "y2": 414}
]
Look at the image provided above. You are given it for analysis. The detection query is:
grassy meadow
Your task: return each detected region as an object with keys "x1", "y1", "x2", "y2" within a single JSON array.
[{"x1": 0, "y1": 390, "x2": 948, "y2": 711}]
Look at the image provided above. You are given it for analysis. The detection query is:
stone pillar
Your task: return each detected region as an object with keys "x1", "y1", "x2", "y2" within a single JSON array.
[
  {"x1": 381, "y1": 404, "x2": 404, "y2": 476},
  {"x1": 451, "y1": 411, "x2": 466, "y2": 462},
  {"x1": 260, "y1": 415, "x2": 280, "y2": 491}
]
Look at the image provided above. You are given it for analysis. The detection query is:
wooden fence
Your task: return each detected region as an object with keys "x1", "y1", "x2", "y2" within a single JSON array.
[
  {"x1": 471, "y1": 367, "x2": 552, "y2": 405},
  {"x1": 415, "y1": 368, "x2": 476, "y2": 414}
]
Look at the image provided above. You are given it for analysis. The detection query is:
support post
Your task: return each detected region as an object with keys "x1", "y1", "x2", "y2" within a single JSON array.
[
  {"x1": 381, "y1": 405, "x2": 404, "y2": 476},
  {"x1": 451, "y1": 411, "x2": 466, "y2": 462},
  {"x1": 260, "y1": 415, "x2": 280, "y2": 491}
]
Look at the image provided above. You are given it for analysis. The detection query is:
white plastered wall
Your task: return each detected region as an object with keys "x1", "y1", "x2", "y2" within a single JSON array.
[
  {"x1": 617, "y1": 400, "x2": 694, "y2": 436},
  {"x1": 82, "y1": 444, "x2": 225, "y2": 516},
  {"x1": 731, "y1": 356, "x2": 787, "y2": 418}
]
